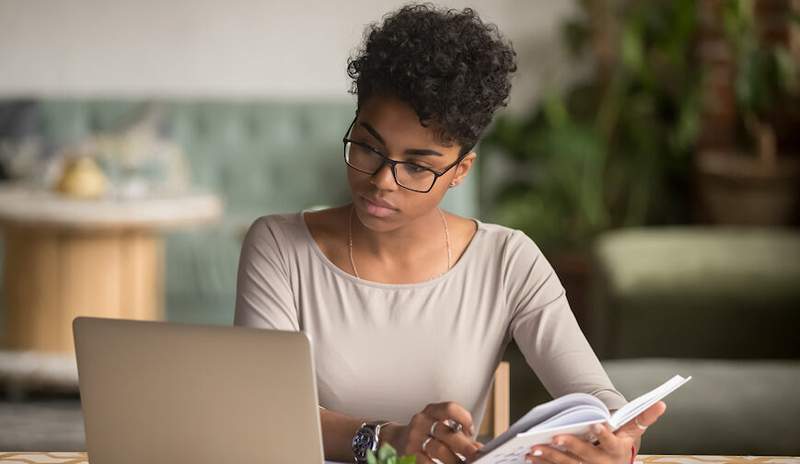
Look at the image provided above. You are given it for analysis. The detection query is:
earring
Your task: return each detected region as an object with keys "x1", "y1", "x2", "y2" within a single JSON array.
[{"x1": 449, "y1": 182, "x2": 457, "y2": 187}]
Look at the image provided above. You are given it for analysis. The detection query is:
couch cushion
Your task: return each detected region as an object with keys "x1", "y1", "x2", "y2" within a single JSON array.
[
  {"x1": 604, "y1": 358, "x2": 800, "y2": 455},
  {"x1": 592, "y1": 227, "x2": 800, "y2": 359}
]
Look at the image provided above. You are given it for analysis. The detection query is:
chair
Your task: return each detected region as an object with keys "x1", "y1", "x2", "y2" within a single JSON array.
[{"x1": 478, "y1": 361, "x2": 510, "y2": 439}]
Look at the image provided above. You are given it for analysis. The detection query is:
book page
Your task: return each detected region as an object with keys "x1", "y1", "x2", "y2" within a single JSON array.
[
  {"x1": 478, "y1": 393, "x2": 608, "y2": 455},
  {"x1": 473, "y1": 419, "x2": 607, "y2": 464},
  {"x1": 609, "y1": 375, "x2": 691, "y2": 430}
]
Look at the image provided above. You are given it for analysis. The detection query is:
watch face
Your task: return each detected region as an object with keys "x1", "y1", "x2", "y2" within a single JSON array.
[{"x1": 352, "y1": 427, "x2": 377, "y2": 460}]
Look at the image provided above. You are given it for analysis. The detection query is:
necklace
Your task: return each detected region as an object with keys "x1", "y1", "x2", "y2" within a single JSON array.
[{"x1": 348, "y1": 204, "x2": 451, "y2": 280}]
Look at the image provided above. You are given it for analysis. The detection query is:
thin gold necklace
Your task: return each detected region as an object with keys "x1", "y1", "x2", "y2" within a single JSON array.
[{"x1": 348, "y1": 204, "x2": 451, "y2": 280}]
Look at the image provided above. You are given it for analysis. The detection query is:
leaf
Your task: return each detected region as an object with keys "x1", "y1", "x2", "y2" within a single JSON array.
[
  {"x1": 367, "y1": 450, "x2": 378, "y2": 464},
  {"x1": 378, "y1": 443, "x2": 397, "y2": 461}
]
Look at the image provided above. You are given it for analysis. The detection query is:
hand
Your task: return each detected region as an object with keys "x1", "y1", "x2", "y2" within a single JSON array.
[
  {"x1": 382, "y1": 401, "x2": 484, "y2": 464},
  {"x1": 525, "y1": 401, "x2": 667, "y2": 464}
]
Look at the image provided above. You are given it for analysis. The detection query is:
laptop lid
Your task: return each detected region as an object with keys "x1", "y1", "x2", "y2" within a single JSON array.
[{"x1": 73, "y1": 316, "x2": 324, "y2": 464}]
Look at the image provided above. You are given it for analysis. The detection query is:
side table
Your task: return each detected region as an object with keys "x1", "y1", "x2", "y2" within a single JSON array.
[{"x1": 0, "y1": 185, "x2": 222, "y2": 353}]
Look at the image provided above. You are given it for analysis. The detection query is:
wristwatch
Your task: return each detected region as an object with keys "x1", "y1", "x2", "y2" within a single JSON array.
[{"x1": 352, "y1": 420, "x2": 390, "y2": 463}]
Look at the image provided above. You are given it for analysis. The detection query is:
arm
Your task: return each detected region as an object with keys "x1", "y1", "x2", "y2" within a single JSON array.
[
  {"x1": 503, "y1": 230, "x2": 626, "y2": 410},
  {"x1": 502, "y1": 231, "x2": 664, "y2": 463},
  {"x1": 234, "y1": 216, "x2": 299, "y2": 331}
]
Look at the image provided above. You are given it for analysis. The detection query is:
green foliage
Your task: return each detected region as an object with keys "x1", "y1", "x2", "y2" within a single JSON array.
[
  {"x1": 366, "y1": 443, "x2": 416, "y2": 464},
  {"x1": 482, "y1": 0, "x2": 699, "y2": 251},
  {"x1": 725, "y1": 0, "x2": 799, "y2": 119}
]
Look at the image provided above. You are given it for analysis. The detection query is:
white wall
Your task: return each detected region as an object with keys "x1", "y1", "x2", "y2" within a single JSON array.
[{"x1": 0, "y1": 0, "x2": 578, "y2": 111}]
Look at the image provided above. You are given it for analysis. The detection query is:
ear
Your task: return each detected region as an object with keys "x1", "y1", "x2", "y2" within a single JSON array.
[{"x1": 448, "y1": 152, "x2": 477, "y2": 188}]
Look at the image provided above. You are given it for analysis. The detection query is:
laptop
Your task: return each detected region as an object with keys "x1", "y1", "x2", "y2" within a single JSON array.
[{"x1": 73, "y1": 316, "x2": 326, "y2": 464}]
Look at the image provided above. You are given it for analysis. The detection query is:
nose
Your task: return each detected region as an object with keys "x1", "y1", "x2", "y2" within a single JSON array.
[{"x1": 370, "y1": 161, "x2": 398, "y2": 190}]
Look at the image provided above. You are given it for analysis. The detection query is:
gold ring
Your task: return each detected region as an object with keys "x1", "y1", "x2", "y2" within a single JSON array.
[{"x1": 634, "y1": 417, "x2": 648, "y2": 431}]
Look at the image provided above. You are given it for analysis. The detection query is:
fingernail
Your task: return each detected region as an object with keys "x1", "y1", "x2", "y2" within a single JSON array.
[
  {"x1": 532, "y1": 449, "x2": 543, "y2": 457},
  {"x1": 553, "y1": 438, "x2": 564, "y2": 446}
]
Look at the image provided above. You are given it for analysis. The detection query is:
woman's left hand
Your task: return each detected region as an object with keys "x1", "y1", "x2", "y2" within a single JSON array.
[{"x1": 525, "y1": 401, "x2": 667, "y2": 464}]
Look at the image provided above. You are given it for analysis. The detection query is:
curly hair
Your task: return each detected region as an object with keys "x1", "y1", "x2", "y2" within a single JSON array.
[{"x1": 347, "y1": 3, "x2": 517, "y2": 154}]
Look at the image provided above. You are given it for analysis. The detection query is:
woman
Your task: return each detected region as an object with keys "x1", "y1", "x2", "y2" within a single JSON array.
[{"x1": 234, "y1": 4, "x2": 665, "y2": 464}]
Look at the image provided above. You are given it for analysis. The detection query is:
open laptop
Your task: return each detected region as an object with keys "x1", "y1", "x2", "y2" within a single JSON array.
[{"x1": 73, "y1": 316, "x2": 326, "y2": 464}]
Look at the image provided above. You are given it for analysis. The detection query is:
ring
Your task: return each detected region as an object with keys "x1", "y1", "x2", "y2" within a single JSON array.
[
  {"x1": 634, "y1": 417, "x2": 648, "y2": 431},
  {"x1": 430, "y1": 420, "x2": 440, "y2": 436},
  {"x1": 422, "y1": 437, "x2": 433, "y2": 453}
]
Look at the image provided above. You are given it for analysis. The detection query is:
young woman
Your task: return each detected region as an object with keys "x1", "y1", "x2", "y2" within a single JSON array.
[{"x1": 234, "y1": 4, "x2": 665, "y2": 464}]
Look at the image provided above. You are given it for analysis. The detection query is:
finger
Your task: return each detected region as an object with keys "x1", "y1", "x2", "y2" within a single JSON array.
[
  {"x1": 409, "y1": 413, "x2": 474, "y2": 461},
  {"x1": 414, "y1": 451, "x2": 436, "y2": 464},
  {"x1": 552, "y1": 434, "x2": 603, "y2": 463},
  {"x1": 425, "y1": 402, "x2": 475, "y2": 436},
  {"x1": 424, "y1": 436, "x2": 460, "y2": 464},
  {"x1": 527, "y1": 445, "x2": 581, "y2": 464},
  {"x1": 616, "y1": 401, "x2": 667, "y2": 440},
  {"x1": 430, "y1": 420, "x2": 482, "y2": 460},
  {"x1": 593, "y1": 422, "x2": 619, "y2": 451}
]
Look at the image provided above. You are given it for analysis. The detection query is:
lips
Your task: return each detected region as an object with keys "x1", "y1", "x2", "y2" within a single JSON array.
[
  {"x1": 362, "y1": 195, "x2": 397, "y2": 210},
  {"x1": 361, "y1": 195, "x2": 398, "y2": 218}
]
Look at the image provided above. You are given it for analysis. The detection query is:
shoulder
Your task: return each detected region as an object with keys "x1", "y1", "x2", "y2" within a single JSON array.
[
  {"x1": 472, "y1": 220, "x2": 545, "y2": 262},
  {"x1": 245, "y1": 212, "x2": 305, "y2": 245}
]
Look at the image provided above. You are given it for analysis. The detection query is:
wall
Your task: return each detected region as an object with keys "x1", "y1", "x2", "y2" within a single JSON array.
[{"x1": 0, "y1": 0, "x2": 579, "y2": 112}]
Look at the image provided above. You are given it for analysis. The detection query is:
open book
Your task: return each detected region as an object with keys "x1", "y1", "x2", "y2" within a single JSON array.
[{"x1": 473, "y1": 375, "x2": 691, "y2": 463}]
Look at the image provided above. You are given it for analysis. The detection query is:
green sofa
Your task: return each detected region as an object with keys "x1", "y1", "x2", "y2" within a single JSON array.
[
  {"x1": 0, "y1": 99, "x2": 479, "y2": 330},
  {"x1": 592, "y1": 227, "x2": 800, "y2": 455}
]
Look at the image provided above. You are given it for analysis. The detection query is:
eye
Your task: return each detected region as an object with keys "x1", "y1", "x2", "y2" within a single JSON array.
[{"x1": 403, "y1": 163, "x2": 430, "y2": 174}]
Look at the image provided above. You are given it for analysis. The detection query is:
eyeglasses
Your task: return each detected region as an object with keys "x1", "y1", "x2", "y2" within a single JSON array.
[{"x1": 342, "y1": 116, "x2": 468, "y2": 193}]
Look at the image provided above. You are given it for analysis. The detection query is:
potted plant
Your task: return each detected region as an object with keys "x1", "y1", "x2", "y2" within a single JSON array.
[
  {"x1": 696, "y1": 0, "x2": 800, "y2": 225},
  {"x1": 480, "y1": 0, "x2": 699, "y2": 328}
]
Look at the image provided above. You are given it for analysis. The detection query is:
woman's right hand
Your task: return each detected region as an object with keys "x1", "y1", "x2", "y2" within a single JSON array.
[{"x1": 382, "y1": 401, "x2": 484, "y2": 464}]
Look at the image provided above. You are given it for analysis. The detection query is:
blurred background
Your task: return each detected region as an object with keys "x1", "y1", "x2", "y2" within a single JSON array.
[{"x1": 0, "y1": 0, "x2": 798, "y2": 456}]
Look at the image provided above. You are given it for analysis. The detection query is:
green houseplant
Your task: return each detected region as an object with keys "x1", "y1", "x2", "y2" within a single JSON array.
[
  {"x1": 481, "y1": 0, "x2": 699, "y2": 253},
  {"x1": 480, "y1": 0, "x2": 700, "y2": 328},
  {"x1": 367, "y1": 443, "x2": 416, "y2": 464},
  {"x1": 695, "y1": 0, "x2": 800, "y2": 225}
]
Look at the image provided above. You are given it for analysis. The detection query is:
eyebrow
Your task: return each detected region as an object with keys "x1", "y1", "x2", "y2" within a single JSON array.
[{"x1": 359, "y1": 122, "x2": 444, "y2": 157}]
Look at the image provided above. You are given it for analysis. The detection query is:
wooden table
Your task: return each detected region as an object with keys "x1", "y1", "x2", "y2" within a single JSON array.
[
  {"x1": 0, "y1": 185, "x2": 222, "y2": 353},
  {"x1": 0, "y1": 453, "x2": 797, "y2": 463}
]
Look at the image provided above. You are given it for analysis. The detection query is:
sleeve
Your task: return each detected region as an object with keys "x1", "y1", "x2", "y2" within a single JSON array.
[
  {"x1": 504, "y1": 230, "x2": 627, "y2": 410},
  {"x1": 233, "y1": 216, "x2": 300, "y2": 332}
]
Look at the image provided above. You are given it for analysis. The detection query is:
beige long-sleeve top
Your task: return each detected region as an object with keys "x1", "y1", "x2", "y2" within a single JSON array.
[{"x1": 234, "y1": 212, "x2": 626, "y2": 429}]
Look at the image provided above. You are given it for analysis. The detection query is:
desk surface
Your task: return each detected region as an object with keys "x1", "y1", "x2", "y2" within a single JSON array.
[{"x1": 0, "y1": 453, "x2": 797, "y2": 464}]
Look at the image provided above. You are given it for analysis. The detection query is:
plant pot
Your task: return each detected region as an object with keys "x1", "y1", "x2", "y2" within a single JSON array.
[{"x1": 696, "y1": 150, "x2": 800, "y2": 226}]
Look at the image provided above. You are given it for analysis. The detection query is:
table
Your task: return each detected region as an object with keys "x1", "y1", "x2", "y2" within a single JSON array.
[
  {"x1": 0, "y1": 454, "x2": 797, "y2": 464},
  {"x1": 0, "y1": 185, "x2": 222, "y2": 353}
]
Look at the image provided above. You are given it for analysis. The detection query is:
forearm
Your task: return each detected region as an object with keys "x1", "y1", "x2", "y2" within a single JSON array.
[
  {"x1": 320, "y1": 407, "x2": 363, "y2": 462},
  {"x1": 320, "y1": 407, "x2": 403, "y2": 462}
]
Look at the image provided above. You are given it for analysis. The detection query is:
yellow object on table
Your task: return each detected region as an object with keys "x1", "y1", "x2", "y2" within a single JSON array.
[{"x1": 55, "y1": 156, "x2": 107, "y2": 199}]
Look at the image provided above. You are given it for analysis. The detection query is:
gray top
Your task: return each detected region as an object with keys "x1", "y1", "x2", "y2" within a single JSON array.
[{"x1": 234, "y1": 212, "x2": 627, "y2": 430}]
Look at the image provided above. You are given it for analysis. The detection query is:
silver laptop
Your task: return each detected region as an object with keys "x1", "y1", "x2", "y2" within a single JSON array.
[{"x1": 73, "y1": 316, "x2": 325, "y2": 464}]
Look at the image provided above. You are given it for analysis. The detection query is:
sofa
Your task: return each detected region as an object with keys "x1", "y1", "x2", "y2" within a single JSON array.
[
  {"x1": 0, "y1": 98, "x2": 479, "y2": 330},
  {"x1": 592, "y1": 227, "x2": 800, "y2": 455}
]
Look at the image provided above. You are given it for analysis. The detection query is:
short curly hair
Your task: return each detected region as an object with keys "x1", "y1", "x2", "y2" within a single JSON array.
[{"x1": 347, "y1": 3, "x2": 517, "y2": 154}]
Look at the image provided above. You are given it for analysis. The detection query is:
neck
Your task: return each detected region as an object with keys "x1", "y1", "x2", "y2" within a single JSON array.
[{"x1": 350, "y1": 205, "x2": 445, "y2": 263}]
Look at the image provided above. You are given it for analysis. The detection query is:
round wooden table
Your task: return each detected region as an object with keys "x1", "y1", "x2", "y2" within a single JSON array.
[{"x1": 0, "y1": 185, "x2": 222, "y2": 353}]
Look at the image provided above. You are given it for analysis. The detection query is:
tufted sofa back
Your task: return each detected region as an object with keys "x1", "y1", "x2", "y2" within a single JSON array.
[{"x1": 0, "y1": 99, "x2": 478, "y2": 326}]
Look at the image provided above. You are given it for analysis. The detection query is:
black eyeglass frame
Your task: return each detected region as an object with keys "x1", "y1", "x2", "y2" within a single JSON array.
[{"x1": 342, "y1": 116, "x2": 472, "y2": 193}]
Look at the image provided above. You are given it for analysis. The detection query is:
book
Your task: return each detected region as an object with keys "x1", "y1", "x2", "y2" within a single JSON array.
[{"x1": 473, "y1": 374, "x2": 692, "y2": 463}]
